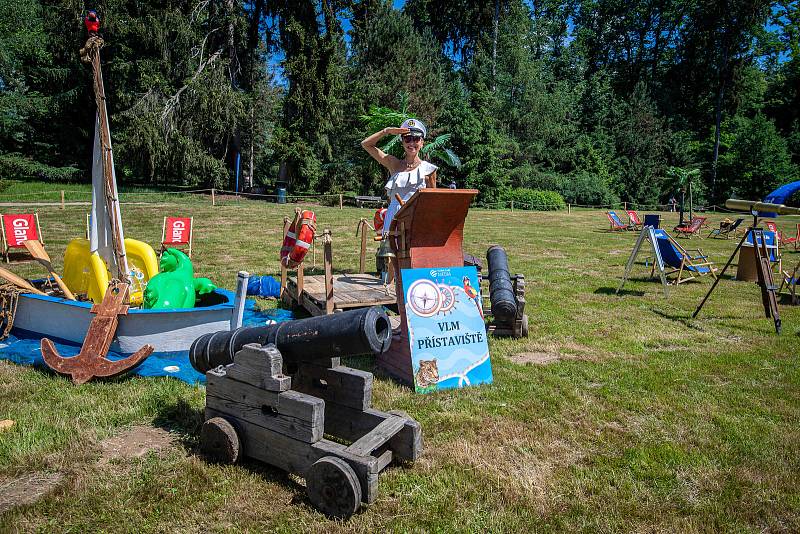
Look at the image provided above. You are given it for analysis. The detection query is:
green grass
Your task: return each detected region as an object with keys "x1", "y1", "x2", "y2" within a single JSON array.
[{"x1": 0, "y1": 192, "x2": 799, "y2": 532}]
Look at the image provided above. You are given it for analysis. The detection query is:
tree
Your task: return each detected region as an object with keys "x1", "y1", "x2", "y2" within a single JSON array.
[
  {"x1": 267, "y1": 0, "x2": 347, "y2": 192},
  {"x1": 716, "y1": 113, "x2": 798, "y2": 200}
]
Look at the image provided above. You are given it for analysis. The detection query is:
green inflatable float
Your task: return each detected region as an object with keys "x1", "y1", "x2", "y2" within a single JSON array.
[{"x1": 143, "y1": 248, "x2": 216, "y2": 309}]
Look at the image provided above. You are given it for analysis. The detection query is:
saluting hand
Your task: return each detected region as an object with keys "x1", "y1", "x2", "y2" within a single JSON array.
[{"x1": 384, "y1": 127, "x2": 410, "y2": 136}]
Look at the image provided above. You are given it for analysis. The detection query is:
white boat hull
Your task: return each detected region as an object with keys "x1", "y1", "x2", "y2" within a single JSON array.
[{"x1": 12, "y1": 289, "x2": 235, "y2": 354}]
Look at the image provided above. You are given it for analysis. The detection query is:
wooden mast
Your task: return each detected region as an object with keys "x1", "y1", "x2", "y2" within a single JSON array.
[{"x1": 80, "y1": 36, "x2": 130, "y2": 287}]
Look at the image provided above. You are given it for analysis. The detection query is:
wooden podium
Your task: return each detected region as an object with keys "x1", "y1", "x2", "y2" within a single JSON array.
[{"x1": 377, "y1": 189, "x2": 478, "y2": 383}]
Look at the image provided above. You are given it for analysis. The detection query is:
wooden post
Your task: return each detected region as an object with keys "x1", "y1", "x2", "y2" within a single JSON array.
[
  {"x1": 623, "y1": 201, "x2": 627, "y2": 211},
  {"x1": 297, "y1": 262, "x2": 304, "y2": 307},
  {"x1": 60, "y1": 190, "x2": 65, "y2": 210},
  {"x1": 359, "y1": 219, "x2": 367, "y2": 274},
  {"x1": 324, "y1": 230, "x2": 334, "y2": 315},
  {"x1": 279, "y1": 216, "x2": 290, "y2": 298},
  {"x1": 212, "y1": 188, "x2": 216, "y2": 206},
  {"x1": 510, "y1": 200, "x2": 514, "y2": 212},
  {"x1": 568, "y1": 203, "x2": 571, "y2": 214},
  {"x1": 339, "y1": 193, "x2": 343, "y2": 210}
]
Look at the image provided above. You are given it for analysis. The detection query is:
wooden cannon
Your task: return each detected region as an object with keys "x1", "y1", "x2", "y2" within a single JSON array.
[{"x1": 190, "y1": 307, "x2": 422, "y2": 518}]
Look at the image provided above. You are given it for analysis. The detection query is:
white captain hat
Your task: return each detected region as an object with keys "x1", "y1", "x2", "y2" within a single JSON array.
[{"x1": 401, "y1": 118, "x2": 427, "y2": 138}]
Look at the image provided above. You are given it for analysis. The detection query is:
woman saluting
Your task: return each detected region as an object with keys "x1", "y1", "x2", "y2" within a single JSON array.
[{"x1": 361, "y1": 118, "x2": 437, "y2": 235}]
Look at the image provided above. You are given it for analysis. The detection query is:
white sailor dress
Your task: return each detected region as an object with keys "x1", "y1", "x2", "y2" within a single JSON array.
[{"x1": 382, "y1": 160, "x2": 438, "y2": 236}]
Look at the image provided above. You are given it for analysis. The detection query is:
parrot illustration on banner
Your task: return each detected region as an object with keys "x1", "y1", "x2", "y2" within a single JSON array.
[{"x1": 462, "y1": 275, "x2": 483, "y2": 318}]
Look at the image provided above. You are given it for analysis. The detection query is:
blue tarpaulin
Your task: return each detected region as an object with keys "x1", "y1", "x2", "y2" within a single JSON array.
[
  {"x1": 0, "y1": 300, "x2": 294, "y2": 385},
  {"x1": 761, "y1": 180, "x2": 800, "y2": 217}
]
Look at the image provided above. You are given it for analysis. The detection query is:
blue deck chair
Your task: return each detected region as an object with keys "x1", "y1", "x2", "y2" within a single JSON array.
[
  {"x1": 606, "y1": 210, "x2": 630, "y2": 231},
  {"x1": 779, "y1": 260, "x2": 799, "y2": 305},
  {"x1": 745, "y1": 229, "x2": 781, "y2": 272},
  {"x1": 643, "y1": 214, "x2": 660, "y2": 229},
  {"x1": 652, "y1": 228, "x2": 717, "y2": 284}
]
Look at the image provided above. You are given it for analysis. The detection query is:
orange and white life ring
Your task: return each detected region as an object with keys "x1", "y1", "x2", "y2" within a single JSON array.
[
  {"x1": 373, "y1": 208, "x2": 387, "y2": 233},
  {"x1": 280, "y1": 210, "x2": 316, "y2": 268}
]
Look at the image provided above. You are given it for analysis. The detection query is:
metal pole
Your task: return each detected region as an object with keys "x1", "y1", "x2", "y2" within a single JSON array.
[
  {"x1": 230, "y1": 271, "x2": 250, "y2": 330},
  {"x1": 693, "y1": 217, "x2": 756, "y2": 318}
]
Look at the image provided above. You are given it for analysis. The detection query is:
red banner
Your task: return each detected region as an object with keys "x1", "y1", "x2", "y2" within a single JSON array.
[
  {"x1": 3, "y1": 214, "x2": 38, "y2": 248},
  {"x1": 164, "y1": 217, "x2": 191, "y2": 245}
]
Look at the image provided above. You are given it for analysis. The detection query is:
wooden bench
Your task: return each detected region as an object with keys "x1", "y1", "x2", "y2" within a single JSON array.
[{"x1": 355, "y1": 196, "x2": 383, "y2": 208}]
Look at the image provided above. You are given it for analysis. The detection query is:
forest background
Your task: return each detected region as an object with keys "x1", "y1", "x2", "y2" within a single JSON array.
[{"x1": 1, "y1": 0, "x2": 798, "y2": 207}]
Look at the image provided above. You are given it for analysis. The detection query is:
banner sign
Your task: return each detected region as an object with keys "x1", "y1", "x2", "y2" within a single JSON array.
[{"x1": 402, "y1": 266, "x2": 493, "y2": 393}]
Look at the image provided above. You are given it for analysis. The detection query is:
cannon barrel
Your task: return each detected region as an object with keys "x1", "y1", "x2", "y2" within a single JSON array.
[
  {"x1": 190, "y1": 306, "x2": 392, "y2": 374},
  {"x1": 725, "y1": 199, "x2": 800, "y2": 216},
  {"x1": 486, "y1": 245, "x2": 517, "y2": 323}
]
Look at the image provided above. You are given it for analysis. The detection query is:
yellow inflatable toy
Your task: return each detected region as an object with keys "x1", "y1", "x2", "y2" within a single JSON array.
[{"x1": 62, "y1": 238, "x2": 159, "y2": 305}]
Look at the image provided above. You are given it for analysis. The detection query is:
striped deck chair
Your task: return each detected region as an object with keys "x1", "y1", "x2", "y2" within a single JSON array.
[
  {"x1": 606, "y1": 210, "x2": 630, "y2": 231},
  {"x1": 652, "y1": 228, "x2": 717, "y2": 284},
  {"x1": 782, "y1": 223, "x2": 800, "y2": 251},
  {"x1": 673, "y1": 216, "x2": 707, "y2": 238},
  {"x1": 626, "y1": 210, "x2": 643, "y2": 230}
]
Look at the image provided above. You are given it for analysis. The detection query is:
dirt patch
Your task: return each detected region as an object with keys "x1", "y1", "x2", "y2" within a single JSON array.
[
  {"x1": 0, "y1": 472, "x2": 64, "y2": 513},
  {"x1": 98, "y1": 425, "x2": 178, "y2": 466},
  {"x1": 510, "y1": 351, "x2": 562, "y2": 365}
]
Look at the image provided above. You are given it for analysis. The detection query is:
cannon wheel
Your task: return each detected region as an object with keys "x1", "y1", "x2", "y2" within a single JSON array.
[
  {"x1": 306, "y1": 456, "x2": 362, "y2": 518},
  {"x1": 200, "y1": 417, "x2": 241, "y2": 464},
  {"x1": 520, "y1": 314, "x2": 529, "y2": 338}
]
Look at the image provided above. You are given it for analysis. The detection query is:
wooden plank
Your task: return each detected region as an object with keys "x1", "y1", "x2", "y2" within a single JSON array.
[
  {"x1": 205, "y1": 408, "x2": 380, "y2": 503},
  {"x1": 322, "y1": 404, "x2": 422, "y2": 462},
  {"x1": 345, "y1": 416, "x2": 406, "y2": 456},
  {"x1": 206, "y1": 373, "x2": 324, "y2": 443},
  {"x1": 293, "y1": 365, "x2": 373, "y2": 411}
]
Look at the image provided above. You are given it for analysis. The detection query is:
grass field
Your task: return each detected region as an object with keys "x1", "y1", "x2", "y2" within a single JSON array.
[{"x1": 0, "y1": 193, "x2": 798, "y2": 532}]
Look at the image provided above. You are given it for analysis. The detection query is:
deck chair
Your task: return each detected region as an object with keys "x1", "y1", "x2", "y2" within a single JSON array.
[
  {"x1": 643, "y1": 214, "x2": 661, "y2": 229},
  {"x1": 160, "y1": 216, "x2": 193, "y2": 258},
  {"x1": 606, "y1": 211, "x2": 630, "y2": 231},
  {"x1": 651, "y1": 228, "x2": 717, "y2": 284},
  {"x1": 1, "y1": 213, "x2": 44, "y2": 263},
  {"x1": 707, "y1": 217, "x2": 744, "y2": 239},
  {"x1": 745, "y1": 230, "x2": 781, "y2": 273},
  {"x1": 779, "y1": 259, "x2": 800, "y2": 305},
  {"x1": 764, "y1": 221, "x2": 784, "y2": 247},
  {"x1": 673, "y1": 216, "x2": 707, "y2": 238},
  {"x1": 782, "y1": 223, "x2": 800, "y2": 251},
  {"x1": 626, "y1": 210, "x2": 643, "y2": 230}
]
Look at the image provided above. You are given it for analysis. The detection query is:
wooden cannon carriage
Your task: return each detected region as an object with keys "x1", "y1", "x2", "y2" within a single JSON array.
[{"x1": 192, "y1": 308, "x2": 422, "y2": 518}]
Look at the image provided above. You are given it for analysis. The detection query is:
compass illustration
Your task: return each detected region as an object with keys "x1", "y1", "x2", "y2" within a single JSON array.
[
  {"x1": 406, "y1": 279, "x2": 441, "y2": 317},
  {"x1": 437, "y1": 284, "x2": 456, "y2": 315}
]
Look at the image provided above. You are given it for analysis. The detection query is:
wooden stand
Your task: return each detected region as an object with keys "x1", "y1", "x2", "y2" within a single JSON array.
[
  {"x1": 201, "y1": 343, "x2": 422, "y2": 519},
  {"x1": 281, "y1": 223, "x2": 397, "y2": 316},
  {"x1": 378, "y1": 189, "x2": 478, "y2": 383}
]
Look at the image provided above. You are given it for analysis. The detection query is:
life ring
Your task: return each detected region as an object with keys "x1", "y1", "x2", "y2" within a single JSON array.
[
  {"x1": 280, "y1": 210, "x2": 316, "y2": 268},
  {"x1": 373, "y1": 208, "x2": 387, "y2": 233}
]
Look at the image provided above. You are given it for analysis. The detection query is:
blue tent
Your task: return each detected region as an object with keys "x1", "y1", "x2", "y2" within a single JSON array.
[{"x1": 760, "y1": 180, "x2": 800, "y2": 217}]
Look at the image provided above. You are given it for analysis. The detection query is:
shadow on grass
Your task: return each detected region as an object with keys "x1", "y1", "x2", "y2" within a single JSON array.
[
  {"x1": 151, "y1": 397, "x2": 318, "y2": 511},
  {"x1": 650, "y1": 309, "x2": 707, "y2": 330},
  {"x1": 153, "y1": 398, "x2": 204, "y2": 451},
  {"x1": 594, "y1": 286, "x2": 645, "y2": 297}
]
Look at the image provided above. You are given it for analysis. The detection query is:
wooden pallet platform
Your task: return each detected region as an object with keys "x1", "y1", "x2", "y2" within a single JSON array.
[{"x1": 283, "y1": 273, "x2": 397, "y2": 316}]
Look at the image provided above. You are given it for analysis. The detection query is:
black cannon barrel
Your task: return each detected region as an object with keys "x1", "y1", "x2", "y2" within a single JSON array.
[
  {"x1": 189, "y1": 306, "x2": 392, "y2": 374},
  {"x1": 486, "y1": 245, "x2": 517, "y2": 323}
]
